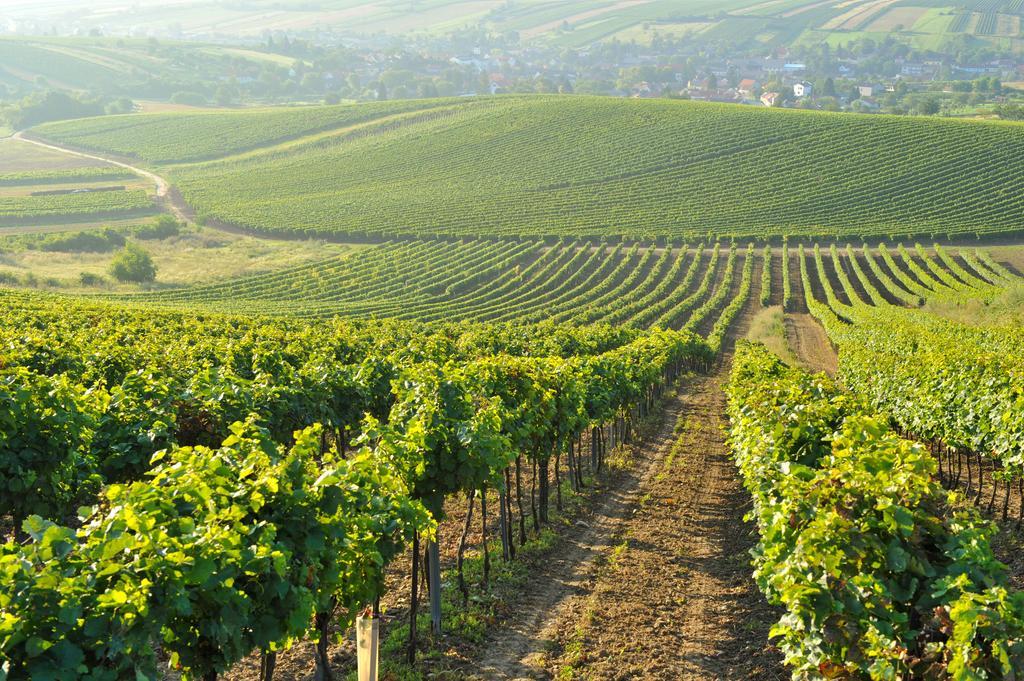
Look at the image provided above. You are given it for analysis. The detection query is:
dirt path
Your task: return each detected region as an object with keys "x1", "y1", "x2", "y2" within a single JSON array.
[
  {"x1": 784, "y1": 312, "x2": 837, "y2": 375},
  {"x1": 12, "y1": 131, "x2": 192, "y2": 224},
  {"x1": 466, "y1": 286, "x2": 784, "y2": 680},
  {"x1": 541, "y1": 367, "x2": 784, "y2": 680},
  {"x1": 469, "y1": 384, "x2": 692, "y2": 680}
]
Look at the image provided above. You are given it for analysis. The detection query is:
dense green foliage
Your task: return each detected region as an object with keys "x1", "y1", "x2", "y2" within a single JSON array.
[
  {"x1": 840, "y1": 310, "x2": 1024, "y2": 475},
  {"x1": 108, "y1": 242, "x2": 157, "y2": 283},
  {"x1": 0, "y1": 291, "x2": 712, "y2": 678},
  {"x1": 727, "y1": 342, "x2": 1024, "y2": 679},
  {"x1": 792, "y1": 242, "x2": 1024, "y2": 480},
  {"x1": 32, "y1": 95, "x2": 1024, "y2": 240},
  {"x1": 36, "y1": 228, "x2": 126, "y2": 253},
  {"x1": 0, "y1": 423, "x2": 429, "y2": 680}
]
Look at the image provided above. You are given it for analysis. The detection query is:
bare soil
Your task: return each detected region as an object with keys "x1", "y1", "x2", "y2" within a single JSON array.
[
  {"x1": 470, "y1": 382, "x2": 694, "y2": 680},
  {"x1": 541, "y1": 368, "x2": 784, "y2": 681},
  {"x1": 768, "y1": 251, "x2": 784, "y2": 307},
  {"x1": 784, "y1": 313, "x2": 837, "y2": 375},
  {"x1": 471, "y1": 279, "x2": 786, "y2": 681}
]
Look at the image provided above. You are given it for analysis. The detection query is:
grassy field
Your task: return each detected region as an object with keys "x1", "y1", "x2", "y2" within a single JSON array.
[
  {"x1": 0, "y1": 138, "x2": 111, "y2": 173},
  {"x1": 0, "y1": 225, "x2": 355, "y2": 291},
  {"x1": 30, "y1": 95, "x2": 1024, "y2": 241}
]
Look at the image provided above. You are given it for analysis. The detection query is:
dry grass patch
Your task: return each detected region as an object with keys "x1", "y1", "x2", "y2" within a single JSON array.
[{"x1": 746, "y1": 305, "x2": 799, "y2": 365}]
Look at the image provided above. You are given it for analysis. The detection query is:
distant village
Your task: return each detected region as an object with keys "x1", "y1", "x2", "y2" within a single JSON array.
[{"x1": 436, "y1": 39, "x2": 1022, "y2": 116}]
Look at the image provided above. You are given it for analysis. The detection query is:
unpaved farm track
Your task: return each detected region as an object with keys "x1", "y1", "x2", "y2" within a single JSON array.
[
  {"x1": 542, "y1": 367, "x2": 785, "y2": 680},
  {"x1": 468, "y1": 385, "x2": 691, "y2": 679},
  {"x1": 784, "y1": 312, "x2": 837, "y2": 375},
  {"x1": 469, "y1": 293, "x2": 784, "y2": 680},
  {"x1": 12, "y1": 132, "x2": 191, "y2": 223}
]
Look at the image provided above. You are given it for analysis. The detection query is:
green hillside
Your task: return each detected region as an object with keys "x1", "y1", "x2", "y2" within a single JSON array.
[
  {"x1": 33, "y1": 99, "x2": 462, "y2": 163},
  {"x1": 32, "y1": 95, "x2": 1024, "y2": 240}
]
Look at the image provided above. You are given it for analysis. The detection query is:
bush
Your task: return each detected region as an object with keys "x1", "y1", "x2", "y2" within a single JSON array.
[
  {"x1": 38, "y1": 228, "x2": 125, "y2": 253},
  {"x1": 133, "y1": 214, "x2": 182, "y2": 240},
  {"x1": 109, "y1": 242, "x2": 157, "y2": 283},
  {"x1": 78, "y1": 272, "x2": 107, "y2": 287},
  {"x1": 170, "y1": 91, "x2": 207, "y2": 106}
]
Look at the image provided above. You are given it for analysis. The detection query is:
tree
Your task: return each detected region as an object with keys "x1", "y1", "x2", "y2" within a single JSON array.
[
  {"x1": 104, "y1": 97, "x2": 134, "y2": 115},
  {"x1": 995, "y1": 103, "x2": 1024, "y2": 120},
  {"x1": 109, "y1": 243, "x2": 157, "y2": 283},
  {"x1": 417, "y1": 81, "x2": 439, "y2": 98},
  {"x1": 170, "y1": 91, "x2": 207, "y2": 106},
  {"x1": 919, "y1": 98, "x2": 940, "y2": 115}
]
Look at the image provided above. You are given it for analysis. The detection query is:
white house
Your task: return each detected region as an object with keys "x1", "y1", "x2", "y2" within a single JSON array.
[
  {"x1": 858, "y1": 83, "x2": 884, "y2": 98},
  {"x1": 793, "y1": 81, "x2": 813, "y2": 98}
]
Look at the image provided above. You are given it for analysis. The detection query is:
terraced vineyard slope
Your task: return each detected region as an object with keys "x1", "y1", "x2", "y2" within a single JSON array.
[{"x1": 31, "y1": 96, "x2": 1024, "y2": 240}]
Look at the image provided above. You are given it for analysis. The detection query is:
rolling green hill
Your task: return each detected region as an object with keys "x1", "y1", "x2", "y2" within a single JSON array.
[
  {"x1": 32, "y1": 99, "x2": 462, "y2": 163},
  {"x1": 32, "y1": 95, "x2": 1024, "y2": 240}
]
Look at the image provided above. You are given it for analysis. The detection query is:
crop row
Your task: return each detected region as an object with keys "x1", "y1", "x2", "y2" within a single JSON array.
[
  {"x1": 117, "y1": 239, "x2": 758, "y2": 334},
  {"x1": 31, "y1": 99, "x2": 463, "y2": 164},
  {"x1": 0, "y1": 167, "x2": 136, "y2": 186},
  {"x1": 0, "y1": 292, "x2": 711, "y2": 679},
  {"x1": 727, "y1": 342, "x2": 1024, "y2": 678},
  {"x1": 795, "y1": 241, "x2": 1024, "y2": 487},
  {"x1": 0, "y1": 189, "x2": 155, "y2": 223}
]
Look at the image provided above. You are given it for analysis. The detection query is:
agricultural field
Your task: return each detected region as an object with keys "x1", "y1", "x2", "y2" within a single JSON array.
[
  {"x1": 119, "y1": 241, "x2": 751, "y2": 335},
  {"x1": 4, "y1": 225, "x2": 1024, "y2": 678},
  {"x1": 7, "y1": 85, "x2": 1024, "y2": 681},
  {"x1": 33, "y1": 98, "x2": 464, "y2": 163},
  {"x1": 0, "y1": 35, "x2": 325, "y2": 98},
  {"x1": 9, "y1": 0, "x2": 1024, "y2": 48},
  {"x1": 0, "y1": 138, "x2": 159, "y2": 228},
  {"x1": 30, "y1": 95, "x2": 1024, "y2": 240}
]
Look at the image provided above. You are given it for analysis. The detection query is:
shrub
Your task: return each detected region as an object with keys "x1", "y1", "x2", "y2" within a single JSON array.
[
  {"x1": 78, "y1": 272, "x2": 107, "y2": 287},
  {"x1": 170, "y1": 91, "x2": 207, "y2": 106},
  {"x1": 108, "y1": 242, "x2": 157, "y2": 283},
  {"x1": 38, "y1": 228, "x2": 125, "y2": 253},
  {"x1": 133, "y1": 214, "x2": 182, "y2": 240}
]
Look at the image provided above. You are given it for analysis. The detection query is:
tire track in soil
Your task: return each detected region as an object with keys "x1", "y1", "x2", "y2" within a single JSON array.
[
  {"x1": 544, "y1": 368, "x2": 785, "y2": 681},
  {"x1": 784, "y1": 313, "x2": 837, "y2": 376},
  {"x1": 471, "y1": 289, "x2": 785, "y2": 680},
  {"x1": 468, "y1": 385, "x2": 691, "y2": 680}
]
